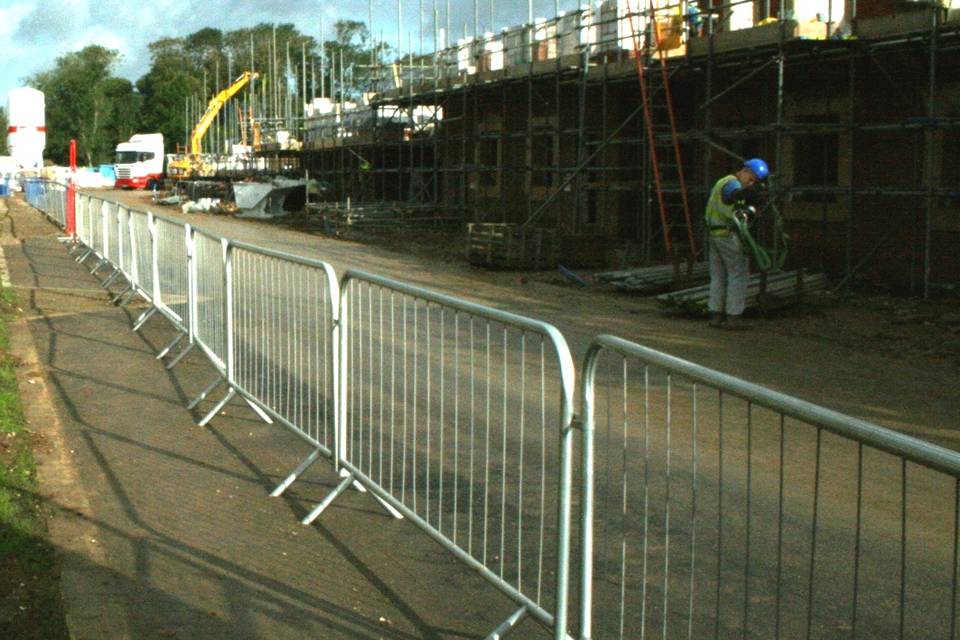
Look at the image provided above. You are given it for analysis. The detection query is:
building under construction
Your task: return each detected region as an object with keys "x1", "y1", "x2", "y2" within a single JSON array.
[{"x1": 252, "y1": 0, "x2": 960, "y2": 295}]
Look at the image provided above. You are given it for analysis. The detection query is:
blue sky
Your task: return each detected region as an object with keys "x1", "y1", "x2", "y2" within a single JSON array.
[{"x1": 1, "y1": 0, "x2": 583, "y2": 108}]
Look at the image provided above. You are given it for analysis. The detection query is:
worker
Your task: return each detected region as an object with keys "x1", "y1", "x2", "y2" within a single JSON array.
[
  {"x1": 685, "y1": 2, "x2": 703, "y2": 39},
  {"x1": 705, "y1": 158, "x2": 769, "y2": 329}
]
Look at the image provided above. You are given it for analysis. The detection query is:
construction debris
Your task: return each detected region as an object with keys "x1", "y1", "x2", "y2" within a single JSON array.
[
  {"x1": 596, "y1": 262, "x2": 710, "y2": 293},
  {"x1": 656, "y1": 269, "x2": 827, "y2": 314}
]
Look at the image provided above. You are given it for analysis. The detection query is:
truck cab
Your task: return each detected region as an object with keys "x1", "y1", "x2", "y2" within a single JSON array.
[{"x1": 114, "y1": 133, "x2": 164, "y2": 189}]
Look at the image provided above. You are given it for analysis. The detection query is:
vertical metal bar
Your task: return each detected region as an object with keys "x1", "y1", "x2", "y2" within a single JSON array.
[
  {"x1": 687, "y1": 383, "x2": 699, "y2": 640},
  {"x1": 390, "y1": 291, "x2": 396, "y2": 494},
  {"x1": 401, "y1": 294, "x2": 408, "y2": 501},
  {"x1": 714, "y1": 391, "x2": 724, "y2": 640},
  {"x1": 899, "y1": 458, "x2": 907, "y2": 640},
  {"x1": 336, "y1": 278, "x2": 349, "y2": 472},
  {"x1": 413, "y1": 296, "x2": 419, "y2": 513},
  {"x1": 500, "y1": 326, "x2": 508, "y2": 579},
  {"x1": 663, "y1": 373, "x2": 673, "y2": 640},
  {"x1": 451, "y1": 311, "x2": 458, "y2": 540},
  {"x1": 468, "y1": 316, "x2": 476, "y2": 555},
  {"x1": 775, "y1": 413, "x2": 785, "y2": 640},
  {"x1": 537, "y1": 338, "x2": 545, "y2": 602},
  {"x1": 805, "y1": 429, "x2": 823, "y2": 640},
  {"x1": 851, "y1": 442, "x2": 864, "y2": 638},
  {"x1": 483, "y1": 320, "x2": 491, "y2": 567},
  {"x1": 517, "y1": 332, "x2": 526, "y2": 591},
  {"x1": 379, "y1": 288, "x2": 385, "y2": 485},
  {"x1": 222, "y1": 242, "x2": 234, "y2": 384},
  {"x1": 743, "y1": 402, "x2": 753, "y2": 635},
  {"x1": 952, "y1": 478, "x2": 959, "y2": 640}
]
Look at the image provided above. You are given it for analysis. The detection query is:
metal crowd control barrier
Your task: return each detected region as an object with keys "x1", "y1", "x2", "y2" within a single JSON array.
[
  {"x1": 300, "y1": 270, "x2": 577, "y2": 639},
  {"x1": 23, "y1": 182, "x2": 960, "y2": 639},
  {"x1": 579, "y1": 335, "x2": 960, "y2": 640}
]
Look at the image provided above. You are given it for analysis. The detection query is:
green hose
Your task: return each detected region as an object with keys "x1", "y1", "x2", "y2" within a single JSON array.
[{"x1": 731, "y1": 214, "x2": 788, "y2": 272}]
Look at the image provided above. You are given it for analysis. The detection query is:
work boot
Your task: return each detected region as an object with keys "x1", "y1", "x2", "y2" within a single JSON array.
[
  {"x1": 725, "y1": 314, "x2": 748, "y2": 330},
  {"x1": 709, "y1": 313, "x2": 724, "y2": 328}
]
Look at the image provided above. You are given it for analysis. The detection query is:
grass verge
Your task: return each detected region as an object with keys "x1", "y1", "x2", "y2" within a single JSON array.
[{"x1": 0, "y1": 286, "x2": 68, "y2": 638}]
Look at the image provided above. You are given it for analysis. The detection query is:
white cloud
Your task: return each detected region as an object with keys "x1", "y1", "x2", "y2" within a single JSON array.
[{"x1": 1, "y1": 0, "x2": 580, "y2": 108}]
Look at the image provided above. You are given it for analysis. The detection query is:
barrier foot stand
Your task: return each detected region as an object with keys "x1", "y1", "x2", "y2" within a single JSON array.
[
  {"x1": 243, "y1": 397, "x2": 274, "y2": 425},
  {"x1": 101, "y1": 268, "x2": 121, "y2": 289},
  {"x1": 165, "y1": 342, "x2": 194, "y2": 370},
  {"x1": 116, "y1": 290, "x2": 137, "y2": 307},
  {"x1": 485, "y1": 606, "x2": 528, "y2": 640},
  {"x1": 110, "y1": 284, "x2": 132, "y2": 305},
  {"x1": 75, "y1": 248, "x2": 93, "y2": 264},
  {"x1": 187, "y1": 378, "x2": 224, "y2": 410},
  {"x1": 270, "y1": 449, "x2": 323, "y2": 497},
  {"x1": 337, "y1": 469, "x2": 403, "y2": 519},
  {"x1": 156, "y1": 331, "x2": 185, "y2": 360},
  {"x1": 89, "y1": 258, "x2": 107, "y2": 276},
  {"x1": 197, "y1": 388, "x2": 236, "y2": 427},
  {"x1": 132, "y1": 306, "x2": 158, "y2": 332},
  {"x1": 301, "y1": 473, "x2": 354, "y2": 525},
  {"x1": 370, "y1": 492, "x2": 404, "y2": 520}
]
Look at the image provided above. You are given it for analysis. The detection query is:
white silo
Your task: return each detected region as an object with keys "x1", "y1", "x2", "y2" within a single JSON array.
[{"x1": 6, "y1": 88, "x2": 46, "y2": 174}]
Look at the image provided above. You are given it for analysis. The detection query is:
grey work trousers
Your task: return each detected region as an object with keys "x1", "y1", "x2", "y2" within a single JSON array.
[{"x1": 708, "y1": 233, "x2": 748, "y2": 316}]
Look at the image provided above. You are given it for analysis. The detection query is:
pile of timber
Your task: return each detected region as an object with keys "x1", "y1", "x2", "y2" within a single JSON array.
[
  {"x1": 656, "y1": 269, "x2": 828, "y2": 314},
  {"x1": 595, "y1": 262, "x2": 710, "y2": 293}
]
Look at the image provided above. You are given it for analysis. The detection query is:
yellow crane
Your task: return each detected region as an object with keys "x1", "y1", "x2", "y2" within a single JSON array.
[{"x1": 167, "y1": 71, "x2": 258, "y2": 179}]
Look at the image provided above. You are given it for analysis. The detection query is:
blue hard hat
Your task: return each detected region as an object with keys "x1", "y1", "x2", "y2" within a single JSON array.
[{"x1": 743, "y1": 158, "x2": 769, "y2": 181}]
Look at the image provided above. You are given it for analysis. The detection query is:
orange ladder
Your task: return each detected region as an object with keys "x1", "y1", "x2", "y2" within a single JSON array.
[{"x1": 624, "y1": 0, "x2": 698, "y2": 262}]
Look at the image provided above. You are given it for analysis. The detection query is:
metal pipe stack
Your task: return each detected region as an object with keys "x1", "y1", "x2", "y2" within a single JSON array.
[
  {"x1": 595, "y1": 262, "x2": 710, "y2": 293},
  {"x1": 656, "y1": 269, "x2": 828, "y2": 314}
]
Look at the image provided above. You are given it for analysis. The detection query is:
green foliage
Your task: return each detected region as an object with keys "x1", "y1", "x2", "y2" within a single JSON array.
[
  {"x1": 0, "y1": 286, "x2": 68, "y2": 638},
  {"x1": 28, "y1": 46, "x2": 140, "y2": 165},
  {"x1": 26, "y1": 21, "x2": 387, "y2": 166}
]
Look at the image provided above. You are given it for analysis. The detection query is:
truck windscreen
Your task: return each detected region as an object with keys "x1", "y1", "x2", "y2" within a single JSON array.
[{"x1": 115, "y1": 151, "x2": 139, "y2": 163}]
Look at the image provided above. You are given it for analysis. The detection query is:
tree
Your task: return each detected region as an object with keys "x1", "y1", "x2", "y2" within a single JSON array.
[
  {"x1": 28, "y1": 46, "x2": 139, "y2": 165},
  {"x1": 137, "y1": 39, "x2": 202, "y2": 151}
]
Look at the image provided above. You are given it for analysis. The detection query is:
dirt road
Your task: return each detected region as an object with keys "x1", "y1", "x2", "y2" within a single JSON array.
[{"x1": 105, "y1": 189, "x2": 959, "y2": 447}]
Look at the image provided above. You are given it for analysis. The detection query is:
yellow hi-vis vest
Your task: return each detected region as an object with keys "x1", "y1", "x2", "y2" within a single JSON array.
[{"x1": 705, "y1": 174, "x2": 738, "y2": 237}]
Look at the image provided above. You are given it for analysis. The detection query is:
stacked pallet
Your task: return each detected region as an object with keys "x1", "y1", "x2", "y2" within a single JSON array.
[
  {"x1": 467, "y1": 223, "x2": 556, "y2": 270},
  {"x1": 595, "y1": 262, "x2": 709, "y2": 293},
  {"x1": 656, "y1": 270, "x2": 828, "y2": 314}
]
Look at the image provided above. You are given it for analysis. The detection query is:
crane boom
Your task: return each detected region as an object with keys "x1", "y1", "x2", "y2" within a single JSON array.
[{"x1": 190, "y1": 71, "x2": 257, "y2": 155}]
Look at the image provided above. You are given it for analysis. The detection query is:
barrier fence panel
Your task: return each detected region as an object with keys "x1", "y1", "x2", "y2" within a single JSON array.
[
  {"x1": 579, "y1": 335, "x2": 960, "y2": 640},
  {"x1": 193, "y1": 229, "x2": 227, "y2": 371},
  {"x1": 104, "y1": 201, "x2": 120, "y2": 267},
  {"x1": 23, "y1": 187, "x2": 960, "y2": 639},
  {"x1": 129, "y1": 210, "x2": 154, "y2": 303},
  {"x1": 154, "y1": 216, "x2": 190, "y2": 331},
  {"x1": 117, "y1": 206, "x2": 134, "y2": 282},
  {"x1": 74, "y1": 193, "x2": 89, "y2": 243},
  {"x1": 231, "y1": 242, "x2": 339, "y2": 456},
  {"x1": 88, "y1": 199, "x2": 105, "y2": 259},
  {"x1": 320, "y1": 270, "x2": 577, "y2": 639}
]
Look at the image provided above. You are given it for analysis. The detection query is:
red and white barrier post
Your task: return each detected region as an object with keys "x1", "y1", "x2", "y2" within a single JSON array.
[{"x1": 66, "y1": 139, "x2": 77, "y2": 236}]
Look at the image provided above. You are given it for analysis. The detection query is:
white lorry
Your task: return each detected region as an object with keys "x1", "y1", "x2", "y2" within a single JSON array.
[{"x1": 114, "y1": 133, "x2": 164, "y2": 189}]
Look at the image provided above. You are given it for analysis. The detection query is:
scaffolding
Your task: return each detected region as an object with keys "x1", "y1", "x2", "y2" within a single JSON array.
[{"x1": 248, "y1": 0, "x2": 960, "y2": 294}]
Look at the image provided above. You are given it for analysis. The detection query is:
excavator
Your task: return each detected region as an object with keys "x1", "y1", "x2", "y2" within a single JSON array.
[{"x1": 167, "y1": 71, "x2": 258, "y2": 179}]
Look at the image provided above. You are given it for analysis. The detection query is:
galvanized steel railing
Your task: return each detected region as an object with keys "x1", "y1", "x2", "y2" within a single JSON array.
[
  {"x1": 579, "y1": 334, "x2": 960, "y2": 640},
  {"x1": 308, "y1": 270, "x2": 578, "y2": 637},
  {"x1": 24, "y1": 181, "x2": 960, "y2": 639}
]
